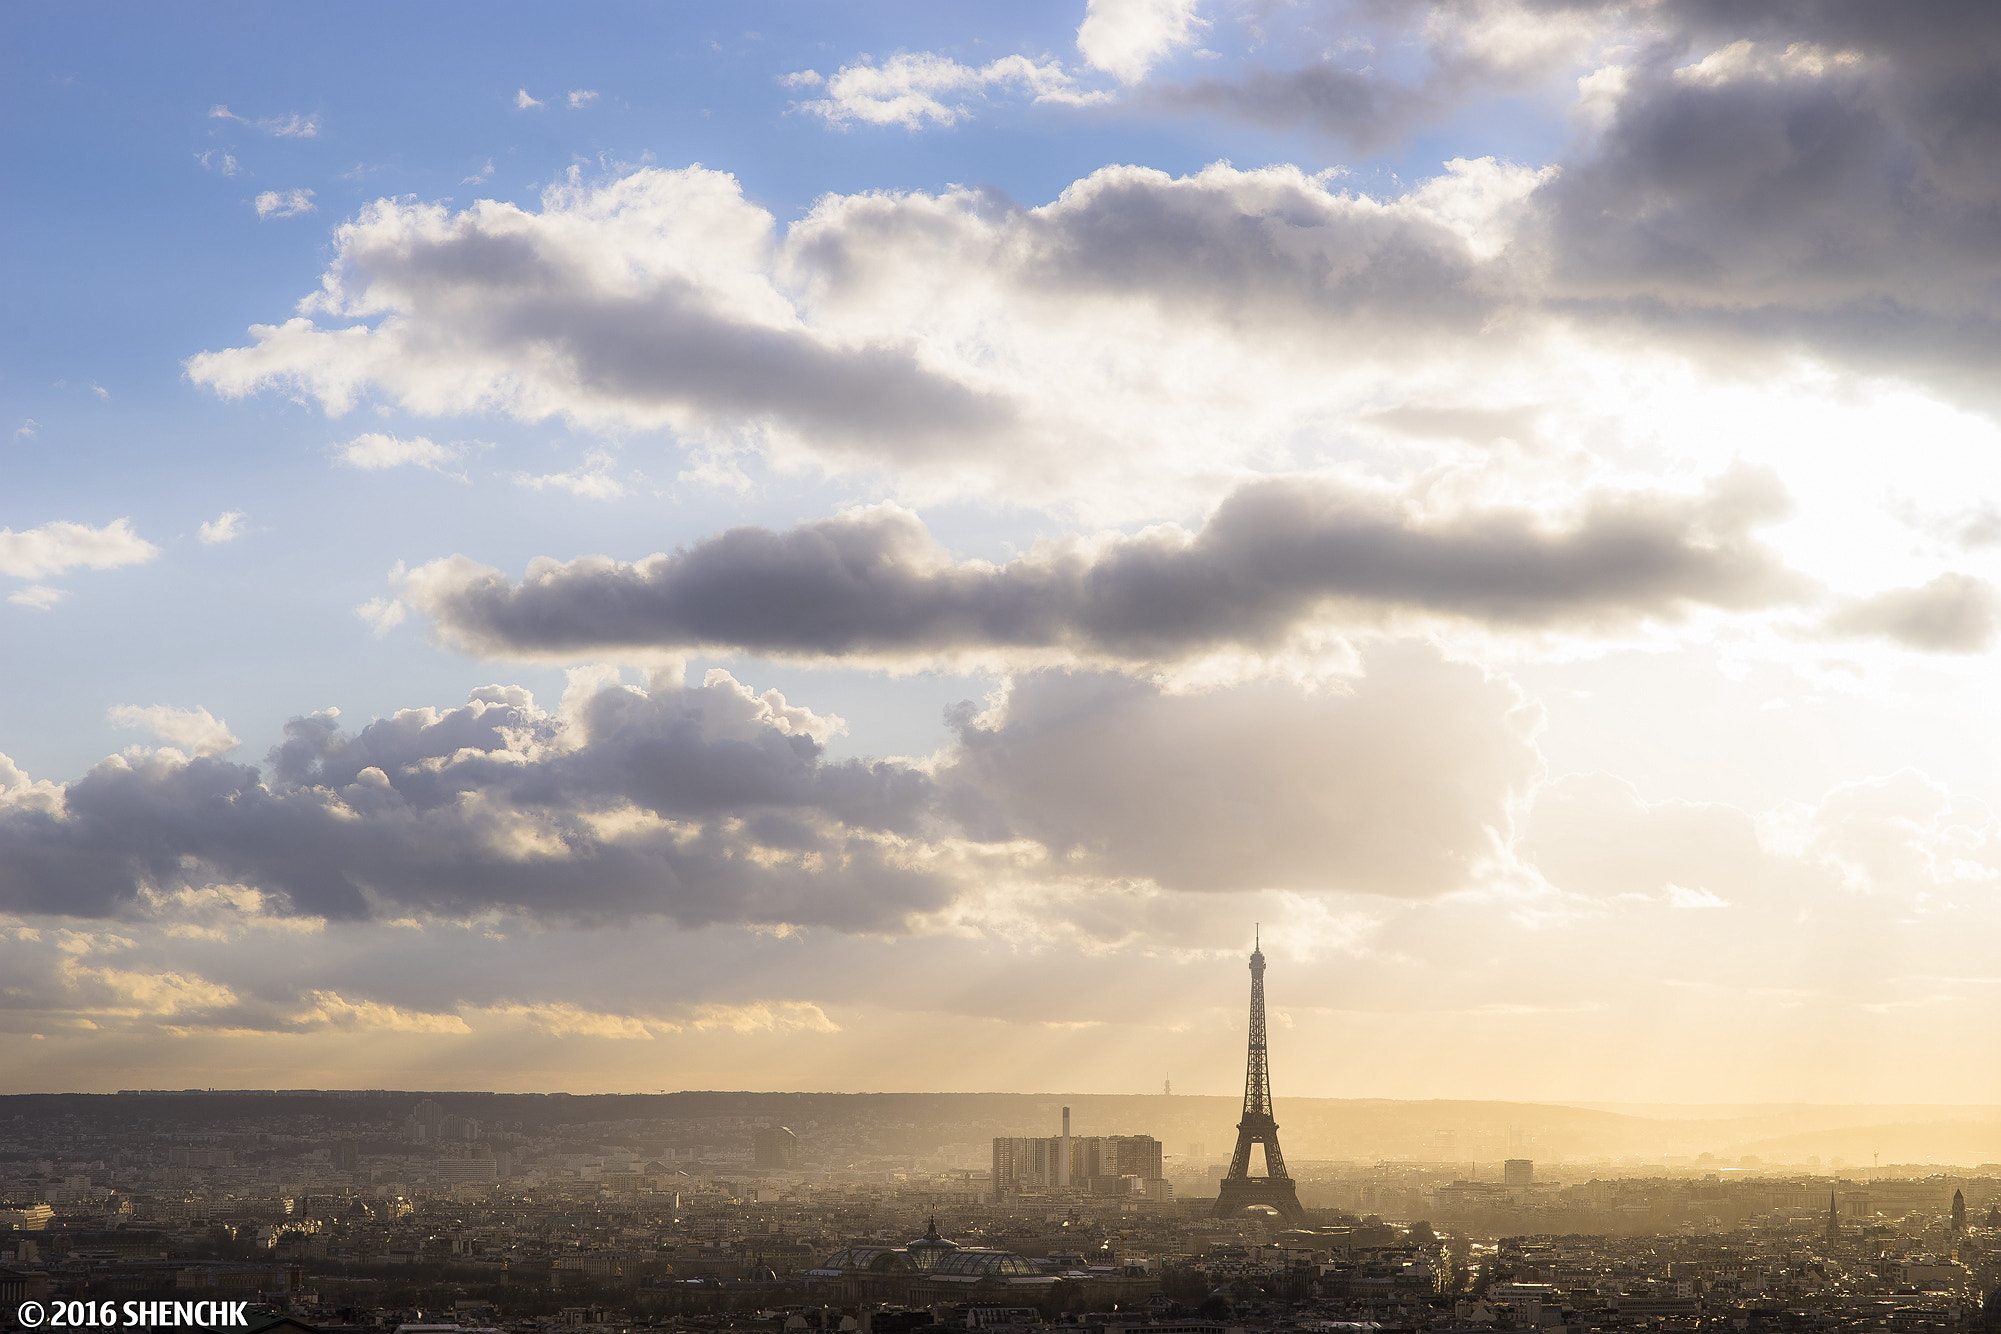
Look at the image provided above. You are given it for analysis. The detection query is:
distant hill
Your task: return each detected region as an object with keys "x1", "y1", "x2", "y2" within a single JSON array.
[{"x1": 13, "y1": 1090, "x2": 2001, "y2": 1168}]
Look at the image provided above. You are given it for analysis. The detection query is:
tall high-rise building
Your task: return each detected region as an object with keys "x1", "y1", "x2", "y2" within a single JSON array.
[
  {"x1": 1504, "y1": 1159, "x2": 1534, "y2": 1187},
  {"x1": 754, "y1": 1125, "x2": 799, "y2": 1170},
  {"x1": 990, "y1": 1114, "x2": 1165, "y2": 1195},
  {"x1": 335, "y1": 1139, "x2": 359, "y2": 1171},
  {"x1": 407, "y1": 1098, "x2": 444, "y2": 1141}
]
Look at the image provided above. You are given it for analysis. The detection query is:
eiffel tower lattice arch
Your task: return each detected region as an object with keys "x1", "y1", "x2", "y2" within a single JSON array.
[{"x1": 1212, "y1": 933, "x2": 1307, "y2": 1223}]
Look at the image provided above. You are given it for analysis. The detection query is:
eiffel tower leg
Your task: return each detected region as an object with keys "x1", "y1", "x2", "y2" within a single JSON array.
[{"x1": 1212, "y1": 1174, "x2": 1307, "y2": 1224}]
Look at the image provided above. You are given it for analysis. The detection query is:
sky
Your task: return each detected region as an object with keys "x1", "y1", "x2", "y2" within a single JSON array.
[{"x1": 5, "y1": 0, "x2": 2001, "y2": 1104}]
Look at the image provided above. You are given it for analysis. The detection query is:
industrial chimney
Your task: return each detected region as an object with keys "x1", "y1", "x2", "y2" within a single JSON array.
[{"x1": 1058, "y1": 1106, "x2": 1071, "y2": 1187}]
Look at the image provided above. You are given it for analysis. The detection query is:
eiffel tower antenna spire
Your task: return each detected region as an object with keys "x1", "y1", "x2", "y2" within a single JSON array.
[{"x1": 1212, "y1": 932, "x2": 1306, "y2": 1222}]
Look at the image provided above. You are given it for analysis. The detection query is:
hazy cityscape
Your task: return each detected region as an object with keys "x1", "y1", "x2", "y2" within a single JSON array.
[{"x1": 5, "y1": 948, "x2": 2001, "y2": 1333}]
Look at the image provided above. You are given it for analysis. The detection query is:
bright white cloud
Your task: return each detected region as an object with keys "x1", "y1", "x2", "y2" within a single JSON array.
[
  {"x1": 0, "y1": 518, "x2": 158, "y2": 581},
  {"x1": 196, "y1": 510, "x2": 246, "y2": 544},
  {"x1": 354, "y1": 595, "x2": 408, "y2": 637},
  {"x1": 8, "y1": 586, "x2": 66, "y2": 611},
  {"x1": 106, "y1": 704, "x2": 241, "y2": 757},
  {"x1": 515, "y1": 88, "x2": 543, "y2": 109},
  {"x1": 512, "y1": 450, "x2": 625, "y2": 500},
  {"x1": 333, "y1": 431, "x2": 463, "y2": 473},
  {"x1": 567, "y1": 88, "x2": 599, "y2": 108},
  {"x1": 1076, "y1": 0, "x2": 1207, "y2": 83},
  {"x1": 793, "y1": 51, "x2": 1111, "y2": 128},
  {"x1": 253, "y1": 188, "x2": 316, "y2": 219}
]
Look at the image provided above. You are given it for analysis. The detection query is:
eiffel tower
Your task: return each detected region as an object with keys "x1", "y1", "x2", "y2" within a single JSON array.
[{"x1": 1212, "y1": 932, "x2": 1307, "y2": 1223}]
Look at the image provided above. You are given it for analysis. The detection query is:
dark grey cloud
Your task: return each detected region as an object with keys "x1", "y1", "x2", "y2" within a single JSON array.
[
  {"x1": 0, "y1": 676, "x2": 949, "y2": 930},
  {"x1": 1157, "y1": 0, "x2": 1597, "y2": 153},
  {"x1": 0, "y1": 645, "x2": 1549, "y2": 928},
  {"x1": 405, "y1": 470, "x2": 1805, "y2": 661},
  {"x1": 1171, "y1": 64, "x2": 1438, "y2": 156},
  {"x1": 484, "y1": 280, "x2": 1009, "y2": 458},
  {"x1": 1546, "y1": 2, "x2": 2001, "y2": 391},
  {"x1": 1824, "y1": 572, "x2": 2000, "y2": 652},
  {"x1": 1152, "y1": 1, "x2": 2001, "y2": 394},
  {"x1": 1541, "y1": 72, "x2": 2001, "y2": 397}
]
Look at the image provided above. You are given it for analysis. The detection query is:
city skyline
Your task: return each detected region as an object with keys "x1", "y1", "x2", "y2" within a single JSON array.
[{"x1": 7, "y1": 1, "x2": 2001, "y2": 1101}]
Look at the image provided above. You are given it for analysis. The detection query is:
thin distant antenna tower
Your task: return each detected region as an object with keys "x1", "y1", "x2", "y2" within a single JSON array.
[{"x1": 1163, "y1": 1076, "x2": 1172, "y2": 1096}]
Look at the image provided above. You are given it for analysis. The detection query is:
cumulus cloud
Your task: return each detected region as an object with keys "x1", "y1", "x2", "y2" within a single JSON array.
[
  {"x1": 1524, "y1": 18, "x2": 2001, "y2": 396},
  {"x1": 1076, "y1": 0, "x2": 1207, "y2": 83},
  {"x1": 567, "y1": 89, "x2": 599, "y2": 108},
  {"x1": 253, "y1": 188, "x2": 316, "y2": 219},
  {"x1": 1084, "y1": 0, "x2": 2001, "y2": 398},
  {"x1": 515, "y1": 88, "x2": 543, "y2": 110},
  {"x1": 0, "y1": 673, "x2": 949, "y2": 930},
  {"x1": 790, "y1": 52, "x2": 1111, "y2": 129},
  {"x1": 181, "y1": 158, "x2": 1560, "y2": 500},
  {"x1": 939, "y1": 647, "x2": 1540, "y2": 897},
  {"x1": 1169, "y1": 0, "x2": 1604, "y2": 152},
  {"x1": 106, "y1": 704, "x2": 241, "y2": 757},
  {"x1": 61, "y1": 963, "x2": 240, "y2": 1018},
  {"x1": 0, "y1": 644, "x2": 1544, "y2": 930},
  {"x1": 197, "y1": 510, "x2": 246, "y2": 544},
  {"x1": 196, "y1": 149, "x2": 239, "y2": 177},
  {"x1": 1824, "y1": 573, "x2": 2001, "y2": 653},
  {"x1": 403, "y1": 470, "x2": 1804, "y2": 664},
  {"x1": 177, "y1": 4, "x2": 2001, "y2": 504},
  {"x1": 187, "y1": 168, "x2": 1013, "y2": 469},
  {"x1": 334, "y1": 432, "x2": 464, "y2": 473},
  {"x1": 0, "y1": 518, "x2": 158, "y2": 581}
]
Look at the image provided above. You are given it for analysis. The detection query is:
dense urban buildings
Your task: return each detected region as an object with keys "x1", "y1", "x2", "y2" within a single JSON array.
[{"x1": 2, "y1": 1087, "x2": 2001, "y2": 1334}]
